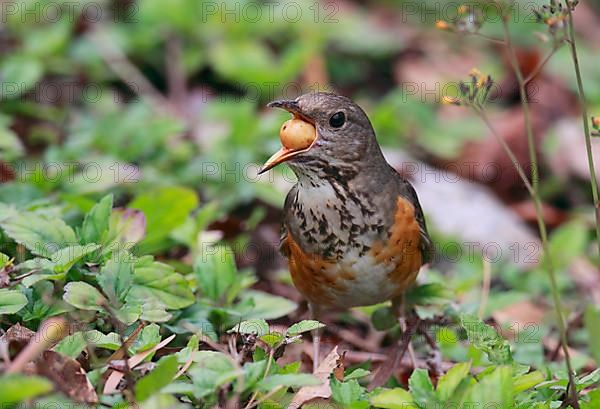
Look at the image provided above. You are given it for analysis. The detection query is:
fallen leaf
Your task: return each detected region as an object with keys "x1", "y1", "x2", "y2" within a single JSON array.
[
  {"x1": 35, "y1": 350, "x2": 97, "y2": 403},
  {"x1": 288, "y1": 346, "x2": 340, "y2": 409}
]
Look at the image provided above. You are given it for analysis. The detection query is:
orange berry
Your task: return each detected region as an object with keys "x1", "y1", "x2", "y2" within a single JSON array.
[{"x1": 280, "y1": 118, "x2": 316, "y2": 150}]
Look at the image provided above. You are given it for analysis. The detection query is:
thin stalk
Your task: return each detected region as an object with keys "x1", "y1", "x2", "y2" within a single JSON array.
[
  {"x1": 564, "y1": 2, "x2": 600, "y2": 256},
  {"x1": 501, "y1": 15, "x2": 579, "y2": 407},
  {"x1": 523, "y1": 45, "x2": 560, "y2": 86}
]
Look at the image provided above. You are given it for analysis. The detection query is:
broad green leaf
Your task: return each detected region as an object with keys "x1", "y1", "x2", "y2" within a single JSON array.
[
  {"x1": 97, "y1": 252, "x2": 133, "y2": 304},
  {"x1": 228, "y1": 319, "x2": 269, "y2": 336},
  {"x1": 128, "y1": 256, "x2": 194, "y2": 310},
  {"x1": 0, "y1": 374, "x2": 53, "y2": 405},
  {"x1": 287, "y1": 320, "x2": 325, "y2": 336},
  {"x1": 243, "y1": 360, "x2": 268, "y2": 390},
  {"x1": 188, "y1": 351, "x2": 238, "y2": 397},
  {"x1": 238, "y1": 290, "x2": 297, "y2": 320},
  {"x1": 330, "y1": 377, "x2": 367, "y2": 407},
  {"x1": 461, "y1": 314, "x2": 513, "y2": 364},
  {"x1": 0, "y1": 289, "x2": 28, "y2": 315},
  {"x1": 194, "y1": 245, "x2": 237, "y2": 301},
  {"x1": 80, "y1": 194, "x2": 113, "y2": 244},
  {"x1": 50, "y1": 244, "x2": 100, "y2": 273},
  {"x1": 136, "y1": 355, "x2": 179, "y2": 401},
  {"x1": 371, "y1": 388, "x2": 416, "y2": 408},
  {"x1": 0, "y1": 252, "x2": 10, "y2": 268},
  {"x1": 133, "y1": 323, "x2": 161, "y2": 353},
  {"x1": 513, "y1": 371, "x2": 545, "y2": 393},
  {"x1": 115, "y1": 303, "x2": 142, "y2": 325},
  {"x1": 409, "y1": 368, "x2": 438, "y2": 407},
  {"x1": 547, "y1": 220, "x2": 588, "y2": 270},
  {"x1": 129, "y1": 186, "x2": 198, "y2": 253},
  {"x1": 140, "y1": 301, "x2": 172, "y2": 322},
  {"x1": 464, "y1": 366, "x2": 513, "y2": 408},
  {"x1": 0, "y1": 211, "x2": 77, "y2": 256},
  {"x1": 584, "y1": 305, "x2": 600, "y2": 365},
  {"x1": 258, "y1": 373, "x2": 320, "y2": 391},
  {"x1": 63, "y1": 282, "x2": 106, "y2": 311},
  {"x1": 0, "y1": 55, "x2": 43, "y2": 98},
  {"x1": 345, "y1": 368, "x2": 371, "y2": 381},
  {"x1": 437, "y1": 362, "x2": 472, "y2": 401},
  {"x1": 53, "y1": 332, "x2": 87, "y2": 358},
  {"x1": 259, "y1": 332, "x2": 285, "y2": 349}
]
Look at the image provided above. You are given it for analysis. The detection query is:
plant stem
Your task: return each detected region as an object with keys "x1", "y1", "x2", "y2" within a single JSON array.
[
  {"x1": 500, "y1": 15, "x2": 579, "y2": 408},
  {"x1": 523, "y1": 45, "x2": 560, "y2": 86},
  {"x1": 564, "y1": 2, "x2": 600, "y2": 256}
]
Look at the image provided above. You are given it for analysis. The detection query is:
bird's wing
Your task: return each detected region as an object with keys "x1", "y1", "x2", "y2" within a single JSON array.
[{"x1": 394, "y1": 172, "x2": 434, "y2": 264}]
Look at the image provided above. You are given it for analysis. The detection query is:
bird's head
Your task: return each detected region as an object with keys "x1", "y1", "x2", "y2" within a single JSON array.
[{"x1": 259, "y1": 92, "x2": 382, "y2": 179}]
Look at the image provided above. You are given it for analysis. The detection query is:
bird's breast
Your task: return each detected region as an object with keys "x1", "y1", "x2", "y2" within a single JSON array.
[{"x1": 285, "y1": 181, "x2": 423, "y2": 308}]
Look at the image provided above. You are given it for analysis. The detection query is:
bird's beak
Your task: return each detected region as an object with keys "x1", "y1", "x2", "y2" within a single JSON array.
[{"x1": 258, "y1": 99, "x2": 315, "y2": 175}]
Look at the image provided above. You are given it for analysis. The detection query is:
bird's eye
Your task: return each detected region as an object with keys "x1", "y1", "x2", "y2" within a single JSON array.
[{"x1": 329, "y1": 112, "x2": 345, "y2": 128}]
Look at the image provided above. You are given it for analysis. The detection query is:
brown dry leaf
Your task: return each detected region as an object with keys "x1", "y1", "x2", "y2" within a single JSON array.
[
  {"x1": 288, "y1": 346, "x2": 341, "y2": 409},
  {"x1": 36, "y1": 350, "x2": 98, "y2": 403},
  {"x1": 103, "y1": 334, "x2": 176, "y2": 394}
]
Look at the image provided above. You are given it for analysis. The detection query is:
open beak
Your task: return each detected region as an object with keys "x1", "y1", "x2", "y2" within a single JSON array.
[{"x1": 258, "y1": 100, "x2": 315, "y2": 175}]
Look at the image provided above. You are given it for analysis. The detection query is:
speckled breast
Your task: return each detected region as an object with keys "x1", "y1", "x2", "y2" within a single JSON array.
[{"x1": 284, "y1": 193, "x2": 424, "y2": 309}]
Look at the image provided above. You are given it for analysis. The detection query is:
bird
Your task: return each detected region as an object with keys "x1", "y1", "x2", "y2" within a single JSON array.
[{"x1": 258, "y1": 92, "x2": 432, "y2": 373}]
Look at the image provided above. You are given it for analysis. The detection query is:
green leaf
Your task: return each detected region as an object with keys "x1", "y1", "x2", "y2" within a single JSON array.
[
  {"x1": 330, "y1": 377, "x2": 367, "y2": 407},
  {"x1": 135, "y1": 355, "x2": 179, "y2": 401},
  {"x1": 98, "y1": 252, "x2": 134, "y2": 304},
  {"x1": 194, "y1": 245, "x2": 237, "y2": 301},
  {"x1": 371, "y1": 388, "x2": 416, "y2": 408},
  {"x1": 80, "y1": 194, "x2": 113, "y2": 244},
  {"x1": 408, "y1": 368, "x2": 437, "y2": 407},
  {"x1": 547, "y1": 220, "x2": 588, "y2": 270},
  {"x1": 129, "y1": 186, "x2": 198, "y2": 253},
  {"x1": 188, "y1": 351, "x2": 237, "y2": 397},
  {"x1": 0, "y1": 252, "x2": 10, "y2": 269},
  {"x1": 243, "y1": 360, "x2": 268, "y2": 390},
  {"x1": 0, "y1": 374, "x2": 53, "y2": 405},
  {"x1": 228, "y1": 319, "x2": 269, "y2": 336},
  {"x1": 460, "y1": 314, "x2": 513, "y2": 364},
  {"x1": 0, "y1": 289, "x2": 28, "y2": 315},
  {"x1": 260, "y1": 332, "x2": 285, "y2": 349},
  {"x1": 0, "y1": 55, "x2": 43, "y2": 99},
  {"x1": 0, "y1": 211, "x2": 77, "y2": 256},
  {"x1": 258, "y1": 373, "x2": 320, "y2": 391},
  {"x1": 287, "y1": 320, "x2": 325, "y2": 336},
  {"x1": 54, "y1": 332, "x2": 88, "y2": 358},
  {"x1": 132, "y1": 323, "x2": 162, "y2": 353},
  {"x1": 436, "y1": 362, "x2": 472, "y2": 401},
  {"x1": 50, "y1": 244, "x2": 100, "y2": 273},
  {"x1": 513, "y1": 371, "x2": 545, "y2": 394},
  {"x1": 345, "y1": 368, "x2": 371, "y2": 381},
  {"x1": 584, "y1": 305, "x2": 600, "y2": 365},
  {"x1": 238, "y1": 290, "x2": 297, "y2": 320},
  {"x1": 464, "y1": 366, "x2": 513, "y2": 408},
  {"x1": 63, "y1": 282, "x2": 106, "y2": 311},
  {"x1": 128, "y1": 256, "x2": 194, "y2": 310}
]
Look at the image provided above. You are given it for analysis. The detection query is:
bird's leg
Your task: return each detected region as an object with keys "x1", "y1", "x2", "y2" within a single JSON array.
[
  {"x1": 308, "y1": 302, "x2": 321, "y2": 373},
  {"x1": 392, "y1": 294, "x2": 418, "y2": 369}
]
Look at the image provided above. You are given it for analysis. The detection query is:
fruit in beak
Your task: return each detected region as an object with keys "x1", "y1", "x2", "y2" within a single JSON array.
[
  {"x1": 280, "y1": 118, "x2": 316, "y2": 150},
  {"x1": 258, "y1": 113, "x2": 316, "y2": 175}
]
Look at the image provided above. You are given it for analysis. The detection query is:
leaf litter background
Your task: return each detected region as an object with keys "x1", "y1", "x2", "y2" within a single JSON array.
[{"x1": 0, "y1": 0, "x2": 599, "y2": 408}]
